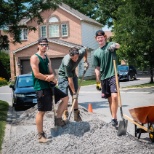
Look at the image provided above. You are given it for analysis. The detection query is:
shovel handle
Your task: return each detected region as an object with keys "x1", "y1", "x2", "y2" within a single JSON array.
[
  {"x1": 68, "y1": 68, "x2": 88, "y2": 120},
  {"x1": 113, "y1": 60, "x2": 122, "y2": 107},
  {"x1": 51, "y1": 87, "x2": 56, "y2": 126}
]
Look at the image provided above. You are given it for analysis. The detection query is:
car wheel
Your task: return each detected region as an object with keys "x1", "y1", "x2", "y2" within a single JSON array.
[
  {"x1": 134, "y1": 74, "x2": 137, "y2": 80},
  {"x1": 127, "y1": 75, "x2": 131, "y2": 81}
]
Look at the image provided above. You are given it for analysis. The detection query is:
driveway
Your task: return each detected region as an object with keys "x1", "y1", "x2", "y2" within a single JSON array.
[{"x1": 0, "y1": 75, "x2": 154, "y2": 140}]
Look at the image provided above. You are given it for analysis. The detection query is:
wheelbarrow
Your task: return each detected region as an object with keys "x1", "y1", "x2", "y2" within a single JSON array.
[{"x1": 123, "y1": 105, "x2": 154, "y2": 142}]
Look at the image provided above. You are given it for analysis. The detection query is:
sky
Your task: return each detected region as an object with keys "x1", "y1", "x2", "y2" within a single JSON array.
[{"x1": 102, "y1": 25, "x2": 112, "y2": 31}]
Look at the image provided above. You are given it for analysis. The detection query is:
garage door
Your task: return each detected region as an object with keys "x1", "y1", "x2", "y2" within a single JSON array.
[
  {"x1": 21, "y1": 58, "x2": 63, "y2": 77},
  {"x1": 21, "y1": 60, "x2": 31, "y2": 74},
  {"x1": 50, "y1": 58, "x2": 63, "y2": 77}
]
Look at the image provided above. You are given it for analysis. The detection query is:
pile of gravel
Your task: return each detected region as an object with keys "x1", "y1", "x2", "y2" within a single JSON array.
[{"x1": 2, "y1": 105, "x2": 154, "y2": 154}]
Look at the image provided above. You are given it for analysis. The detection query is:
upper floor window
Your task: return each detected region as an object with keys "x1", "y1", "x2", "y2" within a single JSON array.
[
  {"x1": 40, "y1": 26, "x2": 47, "y2": 38},
  {"x1": 39, "y1": 16, "x2": 69, "y2": 38},
  {"x1": 49, "y1": 25, "x2": 59, "y2": 37},
  {"x1": 61, "y1": 24, "x2": 68, "y2": 37},
  {"x1": 49, "y1": 17, "x2": 59, "y2": 23},
  {"x1": 20, "y1": 29, "x2": 27, "y2": 40}
]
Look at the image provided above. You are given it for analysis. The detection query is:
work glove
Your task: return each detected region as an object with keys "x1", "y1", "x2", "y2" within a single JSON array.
[
  {"x1": 84, "y1": 61, "x2": 89, "y2": 71},
  {"x1": 96, "y1": 82, "x2": 101, "y2": 91},
  {"x1": 108, "y1": 43, "x2": 116, "y2": 52},
  {"x1": 72, "y1": 93, "x2": 78, "y2": 100}
]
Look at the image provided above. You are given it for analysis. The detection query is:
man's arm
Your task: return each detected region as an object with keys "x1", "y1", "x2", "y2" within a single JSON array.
[
  {"x1": 83, "y1": 48, "x2": 88, "y2": 62},
  {"x1": 83, "y1": 48, "x2": 89, "y2": 69},
  {"x1": 95, "y1": 67, "x2": 100, "y2": 83},
  {"x1": 68, "y1": 77, "x2": 76, "y2": 94},
  {"x1": 109, "y1": 43, "x2": 120, "y2": 52},
  {"x1": 95, "y1": 66, "x2": 102, "y2": 91},
  {"x1": 45, "y1": 57, "x2": 57, "y2": 83}
]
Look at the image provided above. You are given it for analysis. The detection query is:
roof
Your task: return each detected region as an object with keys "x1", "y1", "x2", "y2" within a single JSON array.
[
  {"x1": 13, "y1": 39, "x2": 83, "y2": 53},
  {"x1": 60, "y1": 3, "x2": 102, "y2": 26},
  {"x1": 19, "y1": 3, "x2": 102, "y2": 26}
]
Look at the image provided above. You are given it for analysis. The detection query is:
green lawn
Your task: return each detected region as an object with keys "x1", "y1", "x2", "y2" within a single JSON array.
[
  {"x1": 0, "y1": 100, "x2": 9, "y2": 152},
  {"x1": 122, "y1": 82, "x2": 154, "y2": 88},
  {"x1": 79, "y1": 79, "x2": 96, "y2": 86},
  {"x1": 80, "y1": 79, "x2": 154, "y2": 88}
]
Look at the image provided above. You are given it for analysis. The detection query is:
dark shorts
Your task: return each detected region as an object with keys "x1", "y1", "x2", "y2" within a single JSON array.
[
  {"x1": 101, "y1": 76, "x2": 117, "y2": 99},
  {"x1": 58, "y1": 76, "x2": 78, "y2": 95},
  {"x1": 36, "y1": 87, "x2": 67, "y2": 111}
]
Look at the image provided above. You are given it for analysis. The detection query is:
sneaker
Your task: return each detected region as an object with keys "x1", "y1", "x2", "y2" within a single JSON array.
[
  {"x1": 74, "y1": 110, "x2": 82, "y2": 122},
  {"x1": 111, "y1": 119, "x2": 118, "y2": 127},
  {"x1": 38, "y1": 132, "x2": 49, "y2": 143},
  {"x1": 62, "y1": 110, "x2": 69, "y2": 121},
  {"x1": 55, "y1": 117, "x2": 66, "y2": 127}
]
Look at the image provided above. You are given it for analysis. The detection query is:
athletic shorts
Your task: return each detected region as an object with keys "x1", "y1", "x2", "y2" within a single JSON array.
[
  {"x1": 36, "y1": 87, "x2": 67, "y2": 111},
  {"x1": 101, "y1": 76, "x2": 117, "y2": 99},
  {"x1": 58, "y1": 76, "x2": 78, "y2": 95}
]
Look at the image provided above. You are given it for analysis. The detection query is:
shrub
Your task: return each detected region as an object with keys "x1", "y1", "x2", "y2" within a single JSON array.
[{"x1": 0, "y1": 77, "x2": 8, "y2": 86}]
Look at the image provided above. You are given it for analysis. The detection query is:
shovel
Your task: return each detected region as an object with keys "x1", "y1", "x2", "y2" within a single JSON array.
[
  {"x1": 50, "y1": 86, "x2": 59, "y2": 137},
  {"x1": 113, "y1": 58, "x2": 128, "y2": 136},
  {"x1": 68, "y1": 66, "x2": 88, "y2": 121}
]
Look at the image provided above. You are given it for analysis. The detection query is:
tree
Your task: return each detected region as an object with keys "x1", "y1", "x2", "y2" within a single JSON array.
[
  {"x1": 114, "y1": 0, "x2": 154, "y2": 82},
  {"x1": 65, "y1": 0, "x2": 154, "y2": 82},
  {"x1": 0, "y1": 0, "x2": 62, "y2": 43}
]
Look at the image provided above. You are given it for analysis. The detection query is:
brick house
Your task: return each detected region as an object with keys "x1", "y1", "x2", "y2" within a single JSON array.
[{"x1": 8, "y1": 3, "x2": 104, "y2": 80}]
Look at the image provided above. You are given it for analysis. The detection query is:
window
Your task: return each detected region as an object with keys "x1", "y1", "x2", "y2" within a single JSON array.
[
  {"x1": 20, "y1": 29, "x2": 27, "y2": 40},
  {"x1": 49, "y1": 17, "x2": 59, "y2": 23},
  {"x1": 61, "y1": 24, "x2": 68, "y2": 37},
  {"x1": 49, "y1": 25, "x2": 59, "y2": 38},
  {"x1": 40, "y1": 26, "x2": 47, "y2": 38}
]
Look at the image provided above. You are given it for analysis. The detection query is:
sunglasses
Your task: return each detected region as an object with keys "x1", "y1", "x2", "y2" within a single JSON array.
[
  {"x1": 39, "y1": 44, "x2": 48, "y2": 47},
  {"x1": 69, "y1": 50, "x2": 79, "y2": 56}
]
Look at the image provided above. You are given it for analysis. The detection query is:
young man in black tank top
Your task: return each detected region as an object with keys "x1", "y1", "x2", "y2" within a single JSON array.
[{"x1": 30, "y1": 38, "x2": 69, "y2": 143}]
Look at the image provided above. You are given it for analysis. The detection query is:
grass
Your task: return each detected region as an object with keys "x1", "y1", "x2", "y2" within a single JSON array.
[
  {"x1": 0, "y1": 100, "x2": 9, "y2": 152},
  {"x1": 122, "y1": 82, "x2": 154, "y2": 88},
  {"x1": 79, "y1": 79, "x2": 96, "y2": 86},
  {"x1": 79, "y1": 79, "x2": 154, "y2": 88}
]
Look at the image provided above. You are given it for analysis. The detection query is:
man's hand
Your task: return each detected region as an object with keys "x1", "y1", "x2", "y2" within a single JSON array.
[
  {"x1": 96, "y1": 82, "x2": 101, "y2": 91},
  {"x1": 45, "y1": 74, "x2": 55, "y2": 82},
  {"x1": 72, "y1": 93, "x2": 78, "y2": 100},
  {"x1": 109, "y1": 43, "x2": 116, "y2": 52},
  {"x1": 84, "y1": 61, "x2": 89, "y2": 70}
]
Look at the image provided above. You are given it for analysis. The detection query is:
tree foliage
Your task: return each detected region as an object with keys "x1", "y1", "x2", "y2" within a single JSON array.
[
  {"x1": 0, "y1": 0, "x2": 62, "y2": 43},
  {"x1": 65, "y1": 0, "x2": 154, "y2": 82},
  {"x1": 0, "y1": 51, "x2": 10, "y2": 80}
]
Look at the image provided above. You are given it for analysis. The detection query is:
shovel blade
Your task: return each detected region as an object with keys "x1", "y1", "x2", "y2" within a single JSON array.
[
  {"x1": 117, "y1": 120, "x2": 128, "y2": 136},
  {"x1": 51, "y1": 127, "x2": 59, "y2": 137}
]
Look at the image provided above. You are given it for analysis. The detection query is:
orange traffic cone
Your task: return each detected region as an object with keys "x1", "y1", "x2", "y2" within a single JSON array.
[{"x1": 88, "y1": 103, "x2": 93, "y2": 113}]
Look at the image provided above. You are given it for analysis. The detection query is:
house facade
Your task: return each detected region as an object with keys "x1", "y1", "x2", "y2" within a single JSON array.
[{"x1": 8, "y1": 3, "x2": 104, "y2": 80}]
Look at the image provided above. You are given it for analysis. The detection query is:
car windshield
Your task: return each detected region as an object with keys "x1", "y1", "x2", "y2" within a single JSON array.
[
  {"x1": 17, "y1": 76, "x2": 33, "y2": 88},
  {"x1": 118, "y1": 65, "x2": 129, "y2": 71}
]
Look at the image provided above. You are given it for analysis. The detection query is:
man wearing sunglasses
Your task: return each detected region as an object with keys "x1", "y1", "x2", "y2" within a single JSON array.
[
  {"x1": 30, "y1": 37, "x2": 69, "y2": 143},
  {"x1": 58, "y1": 47, "x2": 89, "y2": 122}
]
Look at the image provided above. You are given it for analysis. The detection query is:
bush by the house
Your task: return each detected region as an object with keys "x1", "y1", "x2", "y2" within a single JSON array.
[{"x1": 0, "y1": 77, "x2": 8, "y2": 86}]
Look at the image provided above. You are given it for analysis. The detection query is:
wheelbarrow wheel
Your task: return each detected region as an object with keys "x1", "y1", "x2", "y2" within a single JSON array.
[{"x1": 149, "y1": 124, "x2": 154, "y2": 142}]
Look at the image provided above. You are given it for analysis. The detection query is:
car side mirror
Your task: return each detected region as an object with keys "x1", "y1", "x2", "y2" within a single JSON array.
[{"x1": 9, "y1": 84, "x2": 15, "y2": 90}]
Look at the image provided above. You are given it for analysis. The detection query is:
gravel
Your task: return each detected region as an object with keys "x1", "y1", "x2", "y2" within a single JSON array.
[{"x1": 2, "y1": 105, "x2": 154, "y2": 154}]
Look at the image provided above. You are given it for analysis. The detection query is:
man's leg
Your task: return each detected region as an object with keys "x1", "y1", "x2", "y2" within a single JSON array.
[
  {"x1": 108, "y1": 97, "x2": 112, "y2": 115},
  {"x1": 71, "y1": 77, "x2": 82, "y2": 122},
  {"x1": 109, "y1": 93, "x2": 118, "y2": 126},
  {"x1": 56, "y1": 96, "x2": 69, "y2": 118},
  {"x1": 58, "y1": 78, "x2": 69, "y2": 120},
  {"x1": 36, "y1": 111, "x2": 45, "y2": 133},
  {"x1": 110, "y1": 93, "x2": 118, "y2": 119},
  {"x1": 36, "y1": 111, "x2": 49, "y2": 143}
]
